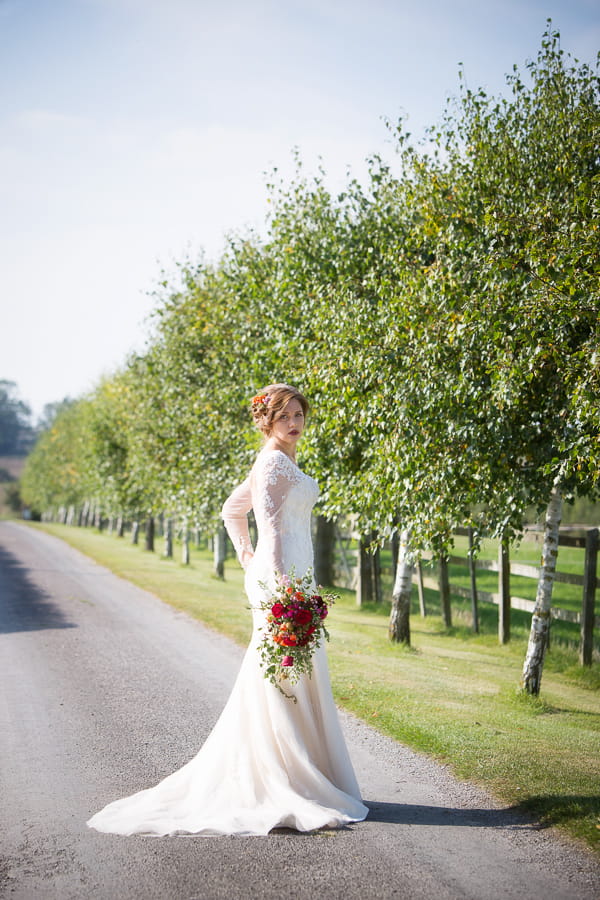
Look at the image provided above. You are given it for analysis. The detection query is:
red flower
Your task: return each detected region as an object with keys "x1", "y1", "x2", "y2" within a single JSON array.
[
  {"x1": 258, "y1": 569, "x2": 338, "y2": 698},
  {"x1": 294, "y1": 608, "x2": 312, "y2": 625},
  {"x1": 297, "y1": 625, "x2": 317, "y2": 647}
]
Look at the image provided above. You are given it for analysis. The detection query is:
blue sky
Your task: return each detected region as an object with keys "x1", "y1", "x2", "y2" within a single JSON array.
[{"x1": 1, "y1": 0, "x2": 598, "y2": 418}]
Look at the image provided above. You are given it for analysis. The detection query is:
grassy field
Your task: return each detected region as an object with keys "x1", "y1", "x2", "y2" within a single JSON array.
[{"x1": 26, "y1": 521, "x2": 600, "y2": 855}]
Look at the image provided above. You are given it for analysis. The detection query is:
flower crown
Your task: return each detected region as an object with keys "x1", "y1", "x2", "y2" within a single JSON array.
[{"x1": 251, "y1": 393, "x2": 270, "y2": 409}]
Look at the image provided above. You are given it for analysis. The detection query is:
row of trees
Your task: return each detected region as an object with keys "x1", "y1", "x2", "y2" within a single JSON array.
[{"x1": 22, "y1": 30, "x2": 599, "y2": 694}]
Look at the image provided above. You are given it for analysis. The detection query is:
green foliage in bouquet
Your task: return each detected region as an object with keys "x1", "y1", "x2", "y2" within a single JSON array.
[{"x1": 258, "y1": 569, "x2": 337, "y2": 700}]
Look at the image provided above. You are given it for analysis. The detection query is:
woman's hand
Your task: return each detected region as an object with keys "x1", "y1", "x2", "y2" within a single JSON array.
[{"x1": 241, "y1": 549, "x2": 255, "y2": 570}]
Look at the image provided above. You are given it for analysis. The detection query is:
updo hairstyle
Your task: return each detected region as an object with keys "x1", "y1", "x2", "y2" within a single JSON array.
[{"x1": 250, "y1": 383, "x2": 309, "y2": 437}]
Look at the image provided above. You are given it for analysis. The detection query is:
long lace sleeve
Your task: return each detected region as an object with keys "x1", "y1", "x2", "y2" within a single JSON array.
[
  {"x1": 251, "y1": 451, "x2": 301, "y2": 576},
  {"x1": 221, "y1": 477, "x2": 253, "y2": 567}
]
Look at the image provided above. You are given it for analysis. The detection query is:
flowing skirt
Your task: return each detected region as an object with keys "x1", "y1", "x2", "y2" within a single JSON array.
[{"x1": 87, "y1": 606, "x2": 368, "y2": 836}]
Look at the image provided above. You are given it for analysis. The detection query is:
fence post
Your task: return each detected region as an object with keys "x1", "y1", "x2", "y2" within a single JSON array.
[
  {"x1": 468, "y1": 527, "x2": 479, "y2": 633},
  {"x1": 373, "y1": 543, "x2": 383, "y2": 605},
  {"x1": 580, "y1": 528, "x2": 598, "y2": 666},
  {"x1": 417, "y1": 560, "x2": 427, "y2": 617},
  {"x1": 439, "y1": 557, "x2": 452, "y2": 627},
  {"x1": 498, "y1": 536, "x2": 510, "y2": 644}
]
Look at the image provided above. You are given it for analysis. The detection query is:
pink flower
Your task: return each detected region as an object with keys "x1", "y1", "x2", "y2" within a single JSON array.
[{"x1": 281, "y1": 655, "x2": 294, "y2": 667}]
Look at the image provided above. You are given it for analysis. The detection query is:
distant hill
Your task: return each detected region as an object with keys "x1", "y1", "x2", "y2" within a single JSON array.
[{"x1": 0, "y1": 456, "x2": 26, "y2": 480}]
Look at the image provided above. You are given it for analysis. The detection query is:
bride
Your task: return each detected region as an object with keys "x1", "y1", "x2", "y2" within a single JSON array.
[{"x1": 87, "y1": 383, "x2": 368, "y2": 836}]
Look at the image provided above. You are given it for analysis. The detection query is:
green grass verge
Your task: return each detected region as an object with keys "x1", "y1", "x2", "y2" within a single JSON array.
[{"x1": 29, "y1": 521, "x2": 600, "y2": 855}]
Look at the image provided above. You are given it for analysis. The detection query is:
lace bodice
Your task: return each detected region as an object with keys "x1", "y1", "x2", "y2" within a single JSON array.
[{"x1": 222, "y1": 449, "x2": 319, "y2": 581}]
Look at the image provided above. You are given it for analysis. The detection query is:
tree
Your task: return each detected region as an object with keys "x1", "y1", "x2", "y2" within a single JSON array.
[
  {"x1": 436, "y1": 27, "x2": 599, "y2": 692},
  {"x1": 372, "y1": 26, "x2": 599, "y2": 681},
  {"x1": 36, "y1": 398, "x2": 74, "y2": 433},
  {"x1": 0, "y1": 380, "x2": 34, "y2": 455},
  {"x1": 21, "y1": 398, "x2": 93, "y2": 515}
]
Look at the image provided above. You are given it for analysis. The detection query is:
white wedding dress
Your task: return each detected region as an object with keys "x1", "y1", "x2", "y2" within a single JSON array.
[{"x1": 87, "y1": 448, "x2": 368, "y2": 836}]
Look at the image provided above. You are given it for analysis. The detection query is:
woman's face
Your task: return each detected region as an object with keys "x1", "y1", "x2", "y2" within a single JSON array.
[{"x1": 269, "y1": 398, "x2": 305, "y2": 448}]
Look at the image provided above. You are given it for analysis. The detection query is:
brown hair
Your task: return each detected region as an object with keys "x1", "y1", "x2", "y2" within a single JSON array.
[{"x1": 250, "y1": 383, "x2": 309, "y2": 436}]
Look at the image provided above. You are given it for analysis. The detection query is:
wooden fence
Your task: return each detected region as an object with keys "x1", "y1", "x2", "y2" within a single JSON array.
[
  {"x1": 413, "y1": 527, "x2": 598, "y2": 664},
  {"x1": 334, "y1": 524, "x2": 598, "y2": 665}
]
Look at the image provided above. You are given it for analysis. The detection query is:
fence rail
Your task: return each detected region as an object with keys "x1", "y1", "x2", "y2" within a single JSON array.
[
  {"x1": 335, "y1": 523, "x2": 598, "y2": 665},
  {"x1": 415, "y1": 526, "x2": 598, "y2": 663},
  {"x1": 418, "y1": 550, "x2": 600, "y2": 627}
]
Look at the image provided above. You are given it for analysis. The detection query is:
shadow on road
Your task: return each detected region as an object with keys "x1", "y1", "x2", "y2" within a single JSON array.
[
  {"x1": 364, "y1": 800, "x2": 538, "y2": 830},
  {"x1": 0, "y1": 544, "x2": 77, "y2": 635}
]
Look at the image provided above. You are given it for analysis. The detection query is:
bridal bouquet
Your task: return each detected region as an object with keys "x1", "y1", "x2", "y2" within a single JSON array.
[{"x1": 258, "y1": 570, "x2": 337, "y2": 698}]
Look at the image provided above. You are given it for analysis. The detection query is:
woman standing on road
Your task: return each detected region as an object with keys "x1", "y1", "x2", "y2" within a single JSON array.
[{"x1": 87, "y1": 383, "x2": 368, "y2": 835}]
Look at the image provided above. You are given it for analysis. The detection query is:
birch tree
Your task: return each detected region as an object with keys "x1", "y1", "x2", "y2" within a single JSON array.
[
  {"x1": 521, "y1": 483, "x2": 563, "y2": 693},
  {"x1": 389, "y1": 529, "x2": 414, "y2": 644},
  {"x1": 380, "y1": 27, "x2": 599, "y2": 678}
]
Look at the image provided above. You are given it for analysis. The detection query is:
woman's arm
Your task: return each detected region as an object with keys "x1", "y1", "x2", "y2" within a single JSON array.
[{"x1": 221, "y1": 477, "x2": 254, "y2": 568}]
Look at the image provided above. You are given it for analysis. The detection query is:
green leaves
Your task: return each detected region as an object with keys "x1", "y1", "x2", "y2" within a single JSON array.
[{"x1": 22, "y1": 26, "x2": 599, "y2": 560}]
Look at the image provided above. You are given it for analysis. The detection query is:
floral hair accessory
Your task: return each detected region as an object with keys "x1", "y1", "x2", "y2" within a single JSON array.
[{"x1": 251, "y1": 393, "x2": 270, "y2": 408}]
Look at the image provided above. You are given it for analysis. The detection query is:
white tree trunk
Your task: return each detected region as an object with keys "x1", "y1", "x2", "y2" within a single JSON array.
[
  {"x1": 521, "y1": 483, "x2": 563, "y2": 695},
  {"x1": 181, "y1": 523, "x2": 190, "y2": 565},
  {"x1": 388, "y1": 529, "x2": 414, "y2": 644},
  {"x1": 164, "y1": 517, "x2": 173, "y2": 558}
]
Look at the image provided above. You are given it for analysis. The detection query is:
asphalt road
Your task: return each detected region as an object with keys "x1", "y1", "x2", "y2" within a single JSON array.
[{"x1": 1, "y1": 520, "x2": 598, "y2": 900}]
